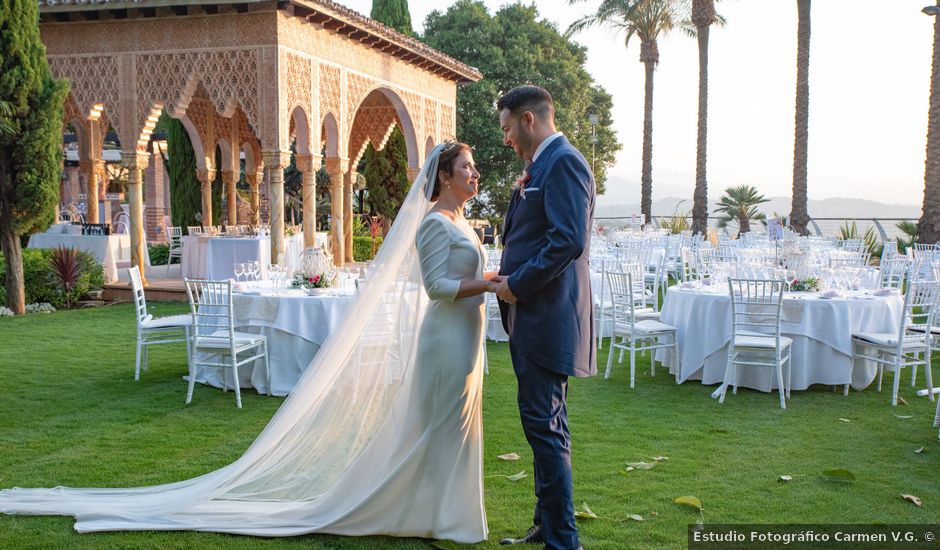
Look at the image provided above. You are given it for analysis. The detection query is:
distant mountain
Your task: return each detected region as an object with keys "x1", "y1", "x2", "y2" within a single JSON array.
[{"x1": 596, "y1": 176, "x2": 921, "y2": 220}]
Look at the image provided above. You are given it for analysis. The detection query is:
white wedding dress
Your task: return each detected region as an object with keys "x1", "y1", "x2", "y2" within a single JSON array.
[{"x1": 0, "y1": 146, "x2": 488, "y2": 543}]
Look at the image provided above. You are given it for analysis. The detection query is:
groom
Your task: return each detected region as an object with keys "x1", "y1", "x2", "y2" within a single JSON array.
[{"x1": 493, "y1": 85, "x2": 596, "y2": 550}]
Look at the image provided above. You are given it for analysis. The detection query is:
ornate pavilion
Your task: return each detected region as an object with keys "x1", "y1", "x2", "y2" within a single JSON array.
[{"x1": 38, "y1": 0, "x2": 481, "y2": 282}]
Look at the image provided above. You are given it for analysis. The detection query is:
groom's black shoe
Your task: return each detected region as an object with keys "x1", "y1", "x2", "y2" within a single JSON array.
[{"x1": 499, "y1": 525, "x2": 543, "y2": 545}]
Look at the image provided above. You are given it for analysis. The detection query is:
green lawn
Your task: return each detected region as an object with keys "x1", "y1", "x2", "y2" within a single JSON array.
[{"x1": 1, "y1": 303, "x2": 938, "y2": 549}]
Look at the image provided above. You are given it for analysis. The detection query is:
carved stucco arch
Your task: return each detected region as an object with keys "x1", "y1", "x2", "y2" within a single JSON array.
[
  {"x1": 289, "y1": 104, "x2": 312, "y2": 157},
  {"x1": 347, "y1": 84, "x2": 420, "y2": 171},
  {"x1": 321, "y1": 111, "x2": 340, "y2": 160}
]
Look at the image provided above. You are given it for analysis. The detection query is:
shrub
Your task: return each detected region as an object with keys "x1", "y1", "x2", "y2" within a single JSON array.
[
  {"x1": 149, "y1": 244, "x2": 170, "y2": 266},
  {"x1": 49, "y1": 247, "x2": 82, "y2": 308},
  {"x1": 353, "y1": 236, "x2": 383, "y2": 262},
  {"x1": 0, "y1": 306, "x2": 13, "y2": 317},
  {"x1": 0, "y1": 248, "x2": 103, "y2": 309},
  {"x1": 25, "y1": 303, "x2": 55, "y2": 314}
]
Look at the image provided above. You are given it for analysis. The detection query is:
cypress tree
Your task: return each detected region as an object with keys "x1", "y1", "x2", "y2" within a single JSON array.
[
  {"x1": 371, "y1": 0, "x2": 413, "y2": 35},
  {"x1": 0, "y1": 0, "x2": 69, "y2": 314},
  {"x1": 362, "y1": 126, "x2": 410, "y2": 234},
  {"x1": 165, "y1": 115, "x2": 202, "y2": 231}
]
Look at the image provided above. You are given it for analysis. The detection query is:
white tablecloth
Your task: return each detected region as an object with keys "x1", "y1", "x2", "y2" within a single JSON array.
[
  {"x1": 195, "y1": 288, "x2": 355, "y2": 396},
  {"x1": 181, "y1": 235, "x2": 305, "y2": 280},
  {"x1": 657, "y1": 287, "x2": 904, "y2": 392},
  {"x1": 27, "y1": 232, "x2": 150, "y2": 283}
]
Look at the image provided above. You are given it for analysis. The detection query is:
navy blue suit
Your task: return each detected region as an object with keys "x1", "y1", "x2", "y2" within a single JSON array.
[{"x1": 498, "y1": 135, "x2": 596, "y2": 550}]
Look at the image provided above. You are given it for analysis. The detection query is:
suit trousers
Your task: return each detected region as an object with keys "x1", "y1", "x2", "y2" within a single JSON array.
[{"x1": 510, "y1": 340, "x2": 579, "y2": 550}]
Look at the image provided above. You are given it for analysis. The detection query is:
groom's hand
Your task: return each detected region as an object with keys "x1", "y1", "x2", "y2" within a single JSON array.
[{"x1": 494, "y1": 277, "x2": 517, "y2": 304}]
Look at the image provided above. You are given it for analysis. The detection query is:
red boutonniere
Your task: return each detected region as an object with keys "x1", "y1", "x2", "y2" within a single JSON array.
[{"x1": 515, "y1": 168, "x2": 532, "y2": 199}]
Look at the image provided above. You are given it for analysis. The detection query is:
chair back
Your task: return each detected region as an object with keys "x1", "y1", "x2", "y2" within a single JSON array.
[
  {"x1": 913, "y1": 243, "x2": 938, "y2": 260},
  {"x1": 879, "y1": 257, "x2": 909, "y2": 289},
  {"x1": 169, "y1": 226, "x2": 183, "y2": 245},
  {"x1": 882, "y1": 241, "x2": 898, "y2": 261},
  {"x1": 842, "y1": 239, "x2": 864, "y2": 253},
  {"x1": 225, "y1": 225, "x2": 240, "y2": 235},
  {"x1": 188, "y1": 226, "x2": 204, "y2": 236},
  {"x1": 128, "y1": 266, "x2": 148, "y2": 326},
  {"x1": 184, "y1": 279, "x2": 234, "y2": 344},
  {"x1": 606, "y1": 266, "x2": 645, "y2": 327},
  {"x1": 897, "y1": 280, "x2": 940, "y2": 352},
  {"x1": 727, "y1": 278, "x2": 785, "y2": 348}
]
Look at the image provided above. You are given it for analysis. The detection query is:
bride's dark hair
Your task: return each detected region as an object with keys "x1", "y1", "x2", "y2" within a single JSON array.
[{"x1": 430, "y1": 141, "x2": 472, "y2": 201}]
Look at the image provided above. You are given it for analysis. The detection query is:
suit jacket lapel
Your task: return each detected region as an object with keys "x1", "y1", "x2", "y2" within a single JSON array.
[{"x1": 503, "y1": 136, "x2": 568, "y2": 235}]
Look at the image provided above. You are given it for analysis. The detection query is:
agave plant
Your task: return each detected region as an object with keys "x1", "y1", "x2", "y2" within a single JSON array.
[
  {"x1": 837, "y1": 220, "x2": 882, "y2": 263},
  {"x1": 660, "y1": 201, "x2": 690, "y2": 234},
  {"x1": 49, "y1": 246, "x2": 83, "y2": 309}
]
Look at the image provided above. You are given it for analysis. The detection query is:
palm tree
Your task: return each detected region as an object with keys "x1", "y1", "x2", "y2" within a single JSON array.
[
  {"x1": 567, "y1": 0, "x2": 686, "y2": 226},
  {"x1": 690, "y1": 0, "x2": 716, "y2": 237},
  {"x1": 714, "y1": 184, "x2": 769, "y2": 235},
  {"x1": 919, "y1": 2, "x2": 940, "y2": 244},
  {"x1": 790, "y1": 0, "x2": 812, "y2": 235}
]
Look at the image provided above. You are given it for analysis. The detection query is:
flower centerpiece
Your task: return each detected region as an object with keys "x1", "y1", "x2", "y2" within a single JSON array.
[
  {"x1": 291, "y1": 247, "x2": 336, "y2": 289},
  {"x1": 790, "y1": 276, "x2": 820, "y2": 292}
]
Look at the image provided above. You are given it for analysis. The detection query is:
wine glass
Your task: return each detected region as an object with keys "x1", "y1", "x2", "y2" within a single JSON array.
[
  {"x1": 785, "y1": 269, "x2": 798, "y2": 291},
  {"x1": 233, "y1": 263, "x2": 245, "y2": 283}
]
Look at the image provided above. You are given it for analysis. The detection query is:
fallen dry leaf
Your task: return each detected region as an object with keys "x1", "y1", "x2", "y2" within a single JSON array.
[
  {"x1": 779, "y1": 475, "x2": 793, "y2": 482},
  {"x1": 902, "y1": 494, "x2": 922, "y2": 507},
  {"x1": 497, "y1": 452, "x2": 521, "y2": 461},
  {"x1": 575, "y1": 503, "x2": 598, "y2": 520},
  {"x1": 838, "y1": 418, "x2": 852, "y2": 423},
  {"x1": 915, "y1": 447, "x2": 926, "y2": 454},
  {"x1": 674, "y1": 496, "x2": 703, "y2": 511}
]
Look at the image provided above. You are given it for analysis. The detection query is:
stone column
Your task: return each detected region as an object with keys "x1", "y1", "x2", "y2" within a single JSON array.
[
  {"x1": 296, "y1": 154, "x2": 320, "y2": 249},
  {"x1": 246, "y1": 166, "x2": 263, "y2": 226},
  {"x1": 262, "y1": 150, "x2": 291, "y2": 263},
  {"x1": 325, "y1": 158, "x2": 348, "y2": 267},
  {"x1": 222, "y1": 169, "x2": 238, "y2": 226},
  {"x1": 344, "y1": 169, "x2": 355, "y2": 264},
  {"x1": 122, "y1": 152, "x2": 149, "y2": 285},
  {"x1": 79, "y1": 159, "x2": 104, "y2": 223},
  {"x1": 196, "y1": 168, "x2": 213, "y2": 227}
]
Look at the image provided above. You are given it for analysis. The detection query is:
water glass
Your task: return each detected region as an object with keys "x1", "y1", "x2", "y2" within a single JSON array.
[{"x1": 234, "y1": 263, "x2": 245, "y2": 282}]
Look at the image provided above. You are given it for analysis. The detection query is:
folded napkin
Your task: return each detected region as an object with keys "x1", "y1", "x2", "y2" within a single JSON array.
[
  {"x1": 872, "y1": 288, "x2": 897, "y2": 296},
  {"x1": 679, "y1": 281, "x2": 700, "y2": 290},
  {"x1": 819, "y1": 290, "x2": 842, "y2": 299}
]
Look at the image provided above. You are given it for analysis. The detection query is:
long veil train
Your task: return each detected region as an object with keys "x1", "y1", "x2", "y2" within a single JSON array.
[{"x1": 0, "y1": 145, "x2": 453, "y2": 536}]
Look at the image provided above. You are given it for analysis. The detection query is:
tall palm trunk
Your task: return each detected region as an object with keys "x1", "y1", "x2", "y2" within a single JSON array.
[
  {"x1": 691, "y1": 0, "x2": 714, "y2": 237},
  {"x1": 919, "y1": 4, "x2": 940, "y2": 244},
  {"x1": 640, "y1": 40, "x2": 658, "y2": 226},
  {"x1": 790, "y1": 0, "x2": 811, "y2": 235},
  {"x1": 0, "y1": 149, "x2": 25, "y2": 314}
]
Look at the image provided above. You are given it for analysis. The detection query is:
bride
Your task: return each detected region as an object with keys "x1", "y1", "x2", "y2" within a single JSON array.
[{"x1": 0, "y1": 141, "x2": 496, "y2": 544}]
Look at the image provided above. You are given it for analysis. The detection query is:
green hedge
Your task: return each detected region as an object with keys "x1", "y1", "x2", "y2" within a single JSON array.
[
  {"x1": 149, "y1": 244, "x2": 169, "y2": 266},
  {"x1": 0, "y1": 248, "x2": 104, "y2": 309},
  {"x1": 352, "y1": 236, "x2": 383, "y2": 262}
]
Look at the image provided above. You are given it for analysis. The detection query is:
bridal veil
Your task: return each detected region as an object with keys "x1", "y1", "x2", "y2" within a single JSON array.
[{"x1": 0, "y1": 145, "x2": 453, "y2": 535}]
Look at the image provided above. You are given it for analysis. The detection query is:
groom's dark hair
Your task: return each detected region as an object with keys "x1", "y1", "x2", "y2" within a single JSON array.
[{"x1": 497, "y1": 85, "x2": 554, "y2": 121}]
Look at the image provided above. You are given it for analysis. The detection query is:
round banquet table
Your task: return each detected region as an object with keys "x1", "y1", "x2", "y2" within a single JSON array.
[
  {"x1": 656, "y1": 285, "x2": 904, "y2": 392},
  {"x1": 193, "y1": 287, "x2": 355, "y2": 396}
]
